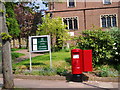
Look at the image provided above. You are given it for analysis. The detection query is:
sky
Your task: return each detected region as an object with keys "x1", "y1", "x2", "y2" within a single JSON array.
[{"x1": 27, "y1": 0, "x2": 48, "y2": 11}]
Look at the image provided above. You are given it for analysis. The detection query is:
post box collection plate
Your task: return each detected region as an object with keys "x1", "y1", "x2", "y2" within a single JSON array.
[{"x1": 73, "y1": 55, "x2": 79, "y2": 59}]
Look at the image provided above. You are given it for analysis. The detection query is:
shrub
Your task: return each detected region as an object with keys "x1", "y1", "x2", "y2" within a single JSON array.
[
  {"x1": 18, "y1": 67, "x2": 57, "y2": 76},
  {"x1": 76, "y1": 29, "x2": 114, "y2": 67},
  {"x1": 95, "y1": 65, "x2": 118, "y2": 77},
  {"x1": 22, "y1": 67, "x2": 68, "y2": 76},
  {"x1": 109, "y1": 27, "x2": 120, "y2": 64},
  {"x1": 116, "y1": 64, "x2": 120, "y2": 73},
  {"x1": 39, "y1": 67, "x2": 56, "y2": 76}
]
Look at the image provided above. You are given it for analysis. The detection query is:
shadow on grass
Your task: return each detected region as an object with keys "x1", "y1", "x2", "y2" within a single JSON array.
[
  {"x1": 65, "y1": 58, "x2": 71, "y2": 65},
  {"x1": 24, "y1": 62, "x2": 46, "y2": 66}
]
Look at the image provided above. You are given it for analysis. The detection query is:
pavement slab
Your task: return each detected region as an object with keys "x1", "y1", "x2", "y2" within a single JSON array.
[{"x1": 0, "y1": 78, "x2": 119, "y2": 89}]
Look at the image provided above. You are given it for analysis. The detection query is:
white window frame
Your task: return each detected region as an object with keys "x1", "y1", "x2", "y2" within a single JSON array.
[
  {"x1": 100, "y1": 14, "x2": 118, "y2": 28},
  {"x1": 67, "y1": 0, "x2": 76, "y2": 7},
  {"x1": 62, "y1": 16, "x2": 79, "y2": 30},
  {"x1": 103, "y1": 0, "x2": 112, "y2": 5}
]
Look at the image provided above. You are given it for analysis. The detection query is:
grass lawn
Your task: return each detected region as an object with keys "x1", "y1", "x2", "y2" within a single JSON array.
[
  {"x1": 11, "y1": 52, "x2": 25, "y2": 63},
  {"x1": 13, "y1": 51, "x2": 71, "y2": 71},
  {"x1": 12, "y1": 52, "x2": 25, "y2": 60},
  {"x1": 11, "y1": 47, "x2": 27, "y2": 51},
  {"x1": 12, "y1": 50, "x2": 119, "y2": 77},
  {"x1": 12, "y1": 52, "x2": 25, "y2": 57}
]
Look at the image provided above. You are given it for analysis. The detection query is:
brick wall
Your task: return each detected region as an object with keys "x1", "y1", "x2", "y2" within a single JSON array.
[{"x1": 48, "y1": 1, "x2": 120, "y2": 36}]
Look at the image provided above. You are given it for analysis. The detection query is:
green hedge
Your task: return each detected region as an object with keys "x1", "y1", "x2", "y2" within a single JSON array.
[{"x1": 75, "y1": 29, "x2": 114, "y2": 67}]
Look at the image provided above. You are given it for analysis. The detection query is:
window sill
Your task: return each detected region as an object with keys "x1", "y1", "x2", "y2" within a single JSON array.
[
  {"x1": 103, "y1": 3, "x2": 111, "y2": 5},
  {"x1": 68, "y1": 29, "x2": 78, "y2": 30},
  {"x1": 102, "y1": 26, "x2": 117, "y2": 28},
  {"x1": 68, "y1": 6, "x2": 75, "y2": 8}
]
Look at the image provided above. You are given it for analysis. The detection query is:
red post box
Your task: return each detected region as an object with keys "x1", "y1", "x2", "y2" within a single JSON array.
[
  {"x1": 71, "y1": 49, "x2": 83, "y2": 74},
  {"x1": 71, "y1": 49, "x2": 93, "y2": 82}
]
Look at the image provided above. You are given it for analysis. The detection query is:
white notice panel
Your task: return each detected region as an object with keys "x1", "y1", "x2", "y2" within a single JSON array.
[
  {"x1": 33, "y1": 38, "x2": 37, "y2": 44},
  {"x1": 73, "y1": 55, "x2": 79, "y2": 59},
  {"x1": 33, "y1": 38, "x2": 37, "y2": 51}
]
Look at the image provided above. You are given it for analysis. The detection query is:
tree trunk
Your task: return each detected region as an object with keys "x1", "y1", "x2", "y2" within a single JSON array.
[
  {"x1": 18, "y1": 35, "x2": 21, "y2": 49},
  {"x1": 26, "y1": 36, "x2": 28, "y2": 49},
  {"x1": 50, "y1": 34, "x2": 54, "y2": 52},
  {"x1": 0, "y1": 2, "x2": 14, "y2": 88},
  {"x1": 13, "y1": 38, "x2": 15, "y2": 48},
  {"x1": 56, "y1": 29, "x2": 63, "y2": 51},
  {"x1": 2, "y1": 40, "x2": 14, "y2": 88}
]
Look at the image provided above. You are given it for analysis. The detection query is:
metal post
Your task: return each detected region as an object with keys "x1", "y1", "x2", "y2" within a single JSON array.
[
  {"x1": 29, "y1": 36, "x2": 32, "y2": 71},
  {"x1": 29, "y1": 52, "x2": 32, "y2": 71},
  {"x1": 49, "y1": 35, "x2": 52, "y2": 68},
  {"x1": 49, "y1": 49, "x2": 52, "y2": 68}
]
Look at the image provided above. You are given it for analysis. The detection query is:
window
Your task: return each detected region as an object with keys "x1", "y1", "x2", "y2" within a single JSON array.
[
  {"x1": 68, "y1": 0, "x2": 75, "y2": 7},
  {"x1": 101, "y1": 14, "x2": 117, "y2": 28},
  {"x1": 103, "y1": 0, "x2": 111, "y2": 5},
  {"x1": 63, "y1": 17, "x2": 78, "y2": 30}
]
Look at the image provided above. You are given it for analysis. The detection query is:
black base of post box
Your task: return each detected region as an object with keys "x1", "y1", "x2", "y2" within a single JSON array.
[{"x1": 72, "y1": 74, "x2": 83, "y2": 82}]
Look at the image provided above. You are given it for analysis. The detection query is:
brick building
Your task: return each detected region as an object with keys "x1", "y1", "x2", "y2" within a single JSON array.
[{"x1": 47, "y1": 0, "x2": 120, "y2": 36}]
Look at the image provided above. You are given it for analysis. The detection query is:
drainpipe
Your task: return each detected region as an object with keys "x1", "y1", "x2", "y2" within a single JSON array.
[
  {"x1": 83, "y1": 0, "x2": 86, "y2": 30},
  {"x1": 53, "y1": 2, "x2": 55, "y2": 10}
]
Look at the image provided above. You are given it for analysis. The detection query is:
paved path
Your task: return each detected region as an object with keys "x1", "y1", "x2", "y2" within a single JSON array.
[
  {"x1": 15, "y1": 49, "x2": 44, "y2": 62},
  {"x1": 0, "y1": 78, "x2": 118, "y2": 89}
]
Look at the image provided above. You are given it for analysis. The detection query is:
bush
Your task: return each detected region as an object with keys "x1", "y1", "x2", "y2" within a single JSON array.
[
  {"x1": 39, "y1": 67, "x2": 56, "y2": 76},
  {"x1": 76, "y1": 29, "x2": 114, "y2": 67},
  {"x1": 16, "y1": 67, "x2": 68, "y2": 76},
  {"x1": 23, "y1": 68, "x2": 57, "y2": 76},
  {"x1": 109, "y1": 27, "x2": 120, "y2": 64},
  {"x1": 95, "y1": 65, "x2": 118, "y2": 77}
]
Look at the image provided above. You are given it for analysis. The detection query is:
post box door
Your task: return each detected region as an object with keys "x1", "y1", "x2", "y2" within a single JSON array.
[{"x1": 83, "y1": 50, "x2": 92, "y2": 72}]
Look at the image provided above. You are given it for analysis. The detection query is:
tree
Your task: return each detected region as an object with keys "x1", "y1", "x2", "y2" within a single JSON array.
[
  {"x1": 5, "y1": 2, "x2": 20, "y2": 48},
  {"x1": 37, "y1": 14, "x2": 69, "y2": 51},
  {"x1": 32, "y1": 12, "x2": 42, "y2": 35},
  {"x1": 14, "y1": 3, "x2": 35, "y2": 48},
  {"x1": 0, "y1": 2, "x2": 14, "y2": 88},
  {"x1": 14, "y1": 1, "x2": 43, "y2": 48}
]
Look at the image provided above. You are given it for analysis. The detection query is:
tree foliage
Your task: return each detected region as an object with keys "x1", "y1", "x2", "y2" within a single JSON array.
[
  {"x1": 37, "y1": 14, "x2": 70, "y2": 51},
  {"x1": 75, "y1": 29, "x2": 114, "y2": 67},
  {"x1": 14, "y1": 3, "x2": 37, "y2": 48},
  {"x1": 5, "y1": 2, "x2": 20, "y2": 39},
  {"x1": 14, "y1": 3, "x2": 34, "y2": 37},
  {"x1": 0, "y1": 32, "x2": 12, "y2": 41}
]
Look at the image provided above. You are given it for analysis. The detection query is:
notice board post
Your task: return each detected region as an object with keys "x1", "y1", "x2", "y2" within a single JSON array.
[{"x1": 29, "y1": 35, "x2": 52, "y2": 71}]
